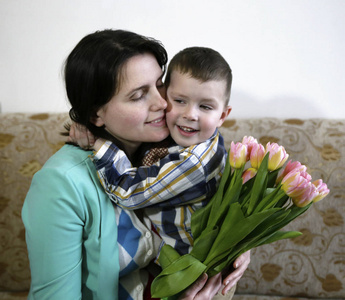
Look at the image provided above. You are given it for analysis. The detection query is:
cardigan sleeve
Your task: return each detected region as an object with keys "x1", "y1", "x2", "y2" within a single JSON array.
[
  {"x1": 22, "y1": 146, "x2": 119, "y2": 300},
  {"x1": 22, "y1": 167, "x2": 85, "y2": 299}
]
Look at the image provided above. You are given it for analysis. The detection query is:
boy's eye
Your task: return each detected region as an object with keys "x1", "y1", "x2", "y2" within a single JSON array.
[
  {"x1": 174, "y1": 99, "x2": 185, "y2": 104},
  {"x1": 200, "y1": 105, "x2": 213, "y2": 110}
]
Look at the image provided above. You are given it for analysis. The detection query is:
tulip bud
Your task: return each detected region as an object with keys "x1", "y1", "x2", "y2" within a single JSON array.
[
  {"x1": 291, "y1": 181, "x2": 318, "y2": 207},
  {"x1": 242, "y1": 136, "x2": 258, "y2": 160},
  {"x1": 249, "y1": 143, "x2": 265, "y2": 169},
  {"x1": 265, "y1": 142, "x2": 289, "y2": 171},
  {"x1": 229, "y1": 141, "x2": 248, "y2": 169},
  {"x1": 276, "y1": 160, "x2": 307, "y2": 183},
  {"x1": 242, "y1": 168, "x2": 257, "y2": 184},
  {"x1": 281, "y1": 170, "x2": 311, "y2": 198},
  {"x1": 242, "y1": 136, "x2": 258, "y2": 145},
  {"x1": 312, "y1": 179, "x2": 330, "y2": 202}
]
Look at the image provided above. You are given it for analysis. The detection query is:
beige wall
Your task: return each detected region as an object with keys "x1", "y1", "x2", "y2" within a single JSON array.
[{"x1": 1, "y1": 0, "x2": 344, "y2": 118}]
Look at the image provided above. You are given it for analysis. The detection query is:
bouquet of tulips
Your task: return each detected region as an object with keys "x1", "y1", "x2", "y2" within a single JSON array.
[{"x1": 151, "y1": 136, "x2": 329, "y2": 299}]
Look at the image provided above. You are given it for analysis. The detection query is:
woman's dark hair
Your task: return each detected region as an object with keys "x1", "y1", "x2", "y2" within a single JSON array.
[{"x1": 64, "y1": 29, "x2": 168, "y2": 139}]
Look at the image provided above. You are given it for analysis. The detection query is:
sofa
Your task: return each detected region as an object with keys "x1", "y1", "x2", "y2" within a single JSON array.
[{"x1": 0, "y1": 112, "x2": 344, "y2": 300}]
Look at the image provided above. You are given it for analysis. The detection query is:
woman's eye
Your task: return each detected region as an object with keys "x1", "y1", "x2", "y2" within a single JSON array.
[{"x1": 131, "y1": 92, "x2": 145, "y2": 101}]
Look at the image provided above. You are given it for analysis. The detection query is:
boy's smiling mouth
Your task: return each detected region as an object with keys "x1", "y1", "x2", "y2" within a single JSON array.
[{"x1": 177, "y1": 125, "x2": 198, "y2": 133}]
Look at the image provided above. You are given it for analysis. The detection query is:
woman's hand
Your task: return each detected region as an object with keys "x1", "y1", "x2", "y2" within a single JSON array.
[
  {"x1": 68, "y1": 122, "x2": 96, "y2": 149},
  {"x1": 178, "y1": 273, "x2": 222, "y2": 300},
  {"x1": 221, "y1": 250, "x2": 251, "y2": 295}
]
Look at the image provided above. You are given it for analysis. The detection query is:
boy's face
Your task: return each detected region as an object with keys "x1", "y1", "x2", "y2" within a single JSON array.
[{"x1": 166, "y1": 70, "x2": 231, "y2": 147}]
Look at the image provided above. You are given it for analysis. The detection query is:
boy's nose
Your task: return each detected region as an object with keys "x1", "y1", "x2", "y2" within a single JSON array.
[{"x1": 183, "y1": 106, "x2": 198, "y2": 121}]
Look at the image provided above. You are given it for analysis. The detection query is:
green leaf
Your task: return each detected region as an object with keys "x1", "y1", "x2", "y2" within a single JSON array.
[
  {"x1": 258, "y1": 230, "x2": 302, "y2": 246},
  {"x1": 191, "y1": 200, "x2": 213, "y2": 240},
  {"x1": 190, "y1": 227, "x2": 219, "y2": 261},
  {"x1": 246, "y1": 154, "x2": 269, "y2": 215},
  {"x1": 203, "y1": 158, "x2": 232, "y2": 231},
  {"x1": 267, "y1": 168, "x2": 281, "y2": 188},
  {"x1": 204, "y1": 206, "x2": 280, "y2": 267},
  {"x1": 222, "y1": 168, "x2": 244, "y2": 207},
  {"x1": 253, "y1": 188, "x2": 287, "y2": 213},
  {"x1": 151, "y1": 254, "x2": 207, "y2": 298},
  {"x1": 243, "y1": 209, "x2": 291, "y2": 242},
  {"x1": 274, "y1": 202, "x2": 313, "y2": 229},
  {"x1": 211, "y1": 173, "x2": 243, "y2": 228},
  {"x1": 159, "y1": 244, "x2": 181, "y2": 269}
]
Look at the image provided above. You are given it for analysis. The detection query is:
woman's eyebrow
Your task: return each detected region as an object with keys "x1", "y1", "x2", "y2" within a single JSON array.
[
  {"x1": 126, "y1": 85, "x2": 147, "y2": 97},
  {"x1": 126, "y1": 73, "x2": 164, "y2": 97}
]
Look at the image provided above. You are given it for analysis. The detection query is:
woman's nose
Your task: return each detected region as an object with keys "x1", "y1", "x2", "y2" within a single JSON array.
[{"x1": 151, "y1": 89, "x2": 167, "y2": 111}]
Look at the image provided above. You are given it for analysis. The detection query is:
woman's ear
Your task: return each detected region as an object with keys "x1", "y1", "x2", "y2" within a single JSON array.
[
  {"x1": 91, "y1": 109, "x2": 105, "y2": 127},
  {"x1": 217, "y1": 105, "x2": 232, "y2": 127}
]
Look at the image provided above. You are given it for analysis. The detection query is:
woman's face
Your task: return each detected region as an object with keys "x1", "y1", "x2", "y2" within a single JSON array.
[{"x1": 94, "y1": 54, "x2": 169, "y2": 153}]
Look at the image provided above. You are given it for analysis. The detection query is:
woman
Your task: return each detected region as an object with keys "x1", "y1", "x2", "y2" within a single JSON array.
[{"x1": 22, "y1": 29, "x2": 249, "y2": 300}]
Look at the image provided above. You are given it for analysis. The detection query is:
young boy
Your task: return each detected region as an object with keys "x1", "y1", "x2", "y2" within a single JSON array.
[{"x1": 92, "y1": 46, "x2": 232, "y2": 256}]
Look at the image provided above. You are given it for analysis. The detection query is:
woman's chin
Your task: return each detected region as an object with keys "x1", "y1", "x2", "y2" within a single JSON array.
[{"x1": 147, "y1": 129, "x2": 170, "y2": 143}]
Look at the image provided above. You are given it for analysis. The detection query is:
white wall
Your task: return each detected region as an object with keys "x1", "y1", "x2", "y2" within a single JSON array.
[{"x1": 1, "y1": 0, "x2": 344, "y2": 119}]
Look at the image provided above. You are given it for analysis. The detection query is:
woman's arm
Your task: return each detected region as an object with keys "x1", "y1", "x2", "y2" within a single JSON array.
[
  {"x1": 22, "y1": 146, "x2": 120, "y2": 300},
  {"x1": 22, "y1": 168, "x2": 85, "y2": 300}
]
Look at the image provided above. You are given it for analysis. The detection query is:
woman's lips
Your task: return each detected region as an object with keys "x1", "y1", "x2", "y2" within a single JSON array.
[{"x1": 146, "y1": 116, "x2": 166, "y2": 127}]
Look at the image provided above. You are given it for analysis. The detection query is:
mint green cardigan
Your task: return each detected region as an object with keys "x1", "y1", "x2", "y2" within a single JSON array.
[{"x1": 22, "y1": 145, "x2": 119, "y2": 299}]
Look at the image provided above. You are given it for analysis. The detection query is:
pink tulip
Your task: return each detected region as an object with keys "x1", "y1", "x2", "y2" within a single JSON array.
[
  {"x1": 242, "y1": 136, "x2": 258, "y2": 160},
  {"x1": 312, "y1": 179, "x2": 330, "y2": 202},
  {"x1": 281, "y1": 170, "x2": 319, "y2": 207},
  {"x1": 291, "y1": 182, "x2": 318, "y2": 207},
  {"x1": 229, "y1": 141, "x2": 248, "y2": 169},
  {"x1": 250, "y1": 143, "x2": 265, "y2": 169},
  {"x1": 242, "y1": 136, "x2": 258, "y2": 145},
  {"x1": 242, "y1": 168, "x2": 257, "y2": 184},
  {"x1": 281, "y1": 170, "x2": 311, "y2": 198},
  {"x1": 276, "y1": 160, "x2": 307, "y2": 183},
  {"x1": 265, "y1": 142, "x2": 289, "y2": 171}
]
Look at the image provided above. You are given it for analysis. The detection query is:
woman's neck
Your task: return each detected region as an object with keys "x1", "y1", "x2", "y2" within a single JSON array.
[
  {"x1": 101, "y1": 131, "x2": 142, "y2": 162},
  {"x1": 123, "y1": 142, "x2": 141, "y2": 160}
]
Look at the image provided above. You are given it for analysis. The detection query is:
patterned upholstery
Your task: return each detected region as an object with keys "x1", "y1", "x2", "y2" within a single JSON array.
[
  {"x1": 0, "y1": 113, "x2": 69, "y2": 299},
  {"x1": 0, "y1": 113, "x2": 344, "y2": 300},
  {"x1": 219, "y1": 119, "x2": 345, "y2": 300}
]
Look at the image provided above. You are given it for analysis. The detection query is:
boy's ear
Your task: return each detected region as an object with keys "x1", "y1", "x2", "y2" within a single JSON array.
[{"x1": 217, "y1": 105, "x2": 232, "y2": 127}]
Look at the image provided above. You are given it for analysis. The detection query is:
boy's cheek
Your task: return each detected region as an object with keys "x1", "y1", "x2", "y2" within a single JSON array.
[{"x1": 165, "y1": 97, "x2": 174, "y2": 113}]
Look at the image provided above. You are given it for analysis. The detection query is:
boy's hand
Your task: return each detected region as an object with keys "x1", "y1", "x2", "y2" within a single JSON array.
[
  {"x1": 68, "y1": 122, "x2": 96, "y2": 150},
  {"x1": 221, "y1": 250, "x2": 251, "y2": 295}
]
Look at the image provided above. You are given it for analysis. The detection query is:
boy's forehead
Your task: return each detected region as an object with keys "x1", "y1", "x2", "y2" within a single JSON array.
[
  {"x1": 169, "y1": 69, "x2": 226, "y2": 85},
  {"x1": 168, "y1": 70, "x2": 228, "y2": 103}
]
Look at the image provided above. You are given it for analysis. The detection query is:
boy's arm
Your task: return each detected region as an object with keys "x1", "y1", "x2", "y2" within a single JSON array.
[{"x1": 93, "y1": 138, "x2": 223, "y2": 210}]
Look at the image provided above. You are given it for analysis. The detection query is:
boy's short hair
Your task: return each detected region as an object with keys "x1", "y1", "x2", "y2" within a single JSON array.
[{"x1": 165, "y1": 47, "x2": 232, "y2": 103}]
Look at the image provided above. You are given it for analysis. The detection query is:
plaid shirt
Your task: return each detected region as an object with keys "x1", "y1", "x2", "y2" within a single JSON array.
[
  {"x1": 93, "y1": 130, "x2": 226, "y2": 252},
  {"x1": 92, "y1": 131, "x2": 227, "y2": 299}
]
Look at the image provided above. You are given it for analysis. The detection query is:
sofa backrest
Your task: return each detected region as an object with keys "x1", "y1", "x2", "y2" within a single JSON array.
[
  {"x1": 0, "y1": 113, "x2": 344, "y2": 298},
  {"x1": 219, "y1": 118, "x2": 345, "y2": 298},
  {"x1": 0, "y1": 113, "x2": 69, "y2": 293}
]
